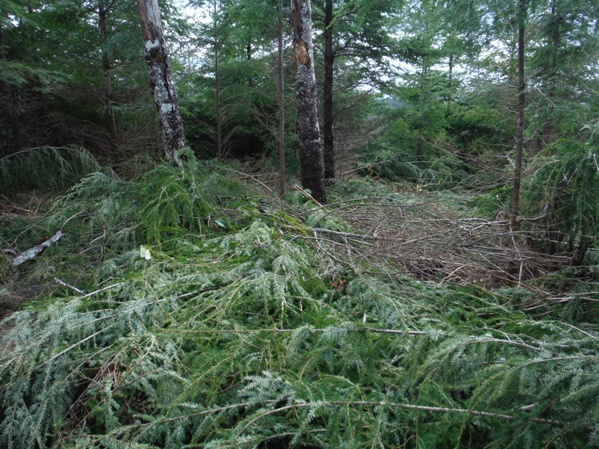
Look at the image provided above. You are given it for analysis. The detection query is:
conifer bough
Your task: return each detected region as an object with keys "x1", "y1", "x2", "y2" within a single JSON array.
[{"x1": 137, "y1": 0, "x2": 186, "y2": 166}]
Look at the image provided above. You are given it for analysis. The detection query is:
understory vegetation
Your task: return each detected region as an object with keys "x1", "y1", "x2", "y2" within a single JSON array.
[
  {"x1": 1, "y1": 152, "x2": 598, "y2": 449},
  {"x1": 1, "y1": 0, "x2": 599, "y2": 446}
]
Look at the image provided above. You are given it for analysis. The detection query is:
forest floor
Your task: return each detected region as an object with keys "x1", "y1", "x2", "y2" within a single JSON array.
[
  {"x1": 0, "y1": 191, "x2": 51, "y2": 320},
  {"x1": 305, "y1": 178, "x2": 573, "y2": 295},
  {"x1": 0, "y1": 171, "x2": 582, "y2": 319},
  {"x1": 1, "y1": 162, "x2": 597, "y2": 448}
]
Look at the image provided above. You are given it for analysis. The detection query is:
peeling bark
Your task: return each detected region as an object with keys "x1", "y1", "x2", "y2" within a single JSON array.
[
  {"x1": 137, "y1": 0, "x2": 186, "y2": 165},
  {"x1": 291, "y1": 0, "x2": 327, "y2": 204}
]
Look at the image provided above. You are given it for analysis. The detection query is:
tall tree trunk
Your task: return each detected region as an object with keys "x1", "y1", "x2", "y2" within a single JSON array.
[
  {"x1": 510, "y1": 0, "x2": 526, "y2": 231},
  {"x1": 137, "y1": 0, "x2": 186, "y2": 166},
  {"x1": 99, "y1": 0, "x2": 118, "y2": 153},
  {"x1": 291, "y1": 0, "x2": 327, "y2": 204},
  {"x1": 278, "y1": 0, "x2": 285, "y2": 196},
  {"x1": 446, "y1": 52, "x2": 453, "y2": 116},
  {"x1": 0, "y1": 18, "x2": 17, "y2": 151},
  {"x1": 448, "y1": 53, "x2": 453, "y2": 89},
  {"x1": 323, "y1": 0, "x2": 335, "y2": 179},
  {"x1": 541, "y1": 0, "x2": 559, "y2": 148},
  {"x1": 416, "y1": 57, "x2": 426, "y2": 161},
  {"x1": 246, "y1": 40, "x2": 254, "y2": 88},
  {"x1": 213, "y1": 0, "x2": 222, "y2": 162}
]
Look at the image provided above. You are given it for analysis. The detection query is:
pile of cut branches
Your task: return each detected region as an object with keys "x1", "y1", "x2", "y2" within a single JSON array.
[{"x1": 1, "y1": 163, "x2": 598, "y2": 449}]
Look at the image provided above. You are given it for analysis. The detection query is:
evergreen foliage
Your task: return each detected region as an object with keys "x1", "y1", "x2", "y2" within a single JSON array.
[
  {"x1": 2, "y1": 162, "x2": 598, "y2": 449},
  {"x1": 522, "y1": 133, "x2": 599, "y2": 263},
  {"x1": 0, "y1": 0, "x2": 182, "y2": 159},
  {"x1": 1, "y1": 0, "x2": 599, "y2": 446},
  {"x1": 0, "y1": 146, "x2": 102, "y2": 194}
]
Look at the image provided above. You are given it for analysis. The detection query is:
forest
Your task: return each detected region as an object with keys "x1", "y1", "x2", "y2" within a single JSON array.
[{"x1": 1, "y1": 0, "x2": 598, "y2": 447}]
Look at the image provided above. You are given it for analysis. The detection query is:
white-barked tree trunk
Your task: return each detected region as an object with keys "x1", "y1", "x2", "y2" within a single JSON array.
[{"x1": 137, "y1": 0, "x2": 186, "y2": 165}]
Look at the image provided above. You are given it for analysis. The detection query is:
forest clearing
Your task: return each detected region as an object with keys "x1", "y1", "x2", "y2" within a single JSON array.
[{"x1": 1, "y1": 0, "x2": 598, "y2": 447}]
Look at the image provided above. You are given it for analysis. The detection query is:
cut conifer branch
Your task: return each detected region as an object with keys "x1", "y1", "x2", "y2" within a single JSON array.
[{"x1": 105, "y1": 399, "x2": 565, "y2": 437}]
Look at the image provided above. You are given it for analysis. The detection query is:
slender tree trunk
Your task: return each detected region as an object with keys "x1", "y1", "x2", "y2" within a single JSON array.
[
  {"x1": 99, "y1": 0, "x2": 118, "y2": 153},
  {"x1": 541, "y1": 0, "x2": 559, "y2": 148},
  {"x1": 542, "y1": 0, "x2": 562, "y2": 254},
  {"x1": 246, "y1": 40, "x2": 254, "y2": 88},
  {"x1": 323, "y1": 0, "x2": 335, "y2": 179},
  {"x1": 137, "y1": 0, "x2": 186, "y2": 166},
  {"x1": 291, "y1": 0, "x2": 326, "y2": 204},
  {"x1": 0, "y1": 18, "x2": 17, "y2": 151},
  {"x1": 446, "y1": 52, "x2": 453, "y2": 116},
  {"x1": 213, "y1": 0, "x2": 222, "y2": 162},
  {"x1": 416, "y1": 57, "x2": 426, "y2": 161},
  {"x1": 510, "y1": 0, "x2": 526, "y2": 230},
  {"x1": 448, "y1": 53, "x2": 453, "y2": 89},
  {"x1": 278, "y1": 0, "x2": 285, "y2": 196}
]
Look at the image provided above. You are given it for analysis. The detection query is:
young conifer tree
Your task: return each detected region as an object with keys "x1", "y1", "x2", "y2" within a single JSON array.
[
  {"x1": 315, "y1": 0, "x2": 399, "y2": 179},
  {"x1": 98, "y1": 0, "x2": 118, "y2": 153}
]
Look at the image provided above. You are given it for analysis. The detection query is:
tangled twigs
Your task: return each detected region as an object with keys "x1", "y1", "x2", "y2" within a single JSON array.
[{"x1": 309, "y1": 194, "x2": 569, "y2": 288}]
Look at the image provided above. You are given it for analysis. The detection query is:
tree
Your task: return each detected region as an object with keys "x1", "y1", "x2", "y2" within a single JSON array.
[
  {"x1": 520, "y1": 0, "x2": 599, "y2": 261},
  {"x1": 137, "y1": 0, "x2": 186, "y2": 165},
  {"x1": 207, "y1": 0, "x2": 223, "y2": 162},
  {"x1": 292, "y1": 0, "x2": 327, "y2": 204},
  {"x1": 278, "y1": 0, "x2": 285, "y2": 195},
  {"x1": 0, "y1": 0, "x2": 79, "y2": 154},
  {"x1": 0, "y1": 7, "x2": 17, "y2": 152},
  {"x1": 527, "y1": 0, "x2": 599, "y2": 150},
  {"x1": 510, "y1": 0, "x2": 527, "y2": 230},
  {"x1": 315, "y1": 0, "x2": 401, "y2": 179},
  {"x1": 0, "y1": 0, "x2": 172, "y2": 158},
  {"x1": 314, "y1": 0, "x2": 399, "y2": 179},
  {"x1": 378, "y1": 0, "x2": 465, "y2": 167},
  {"x1": 98, "y1": 0, "x2": 118, "y2": 153},
  {"x1": 183, "y1": 0, "x2": 280, "y2": 161},
  {"x1": 322, "y1": 0, "x2": 334, "y2": 178},
  {"x1": 460, "y1": 0, "x2": 531, "y2": 230}
]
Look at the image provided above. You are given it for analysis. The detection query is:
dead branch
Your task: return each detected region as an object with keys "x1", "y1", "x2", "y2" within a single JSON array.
[
  {"x1": 54, "y1": 278, "x2": 86, "y2": 295},
  {"x1": 305, "y1": 193, "x2": 570, "y2": 289},
  {"x1": 12, "y1": 230, "x2": 65, "y2": 266},
  {"x1": 293, "y1": 185, "x2": 325, "y2": 208}
]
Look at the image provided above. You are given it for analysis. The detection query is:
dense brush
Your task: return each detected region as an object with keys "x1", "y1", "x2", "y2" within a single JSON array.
[
  {"x1": 0, "y1": 146, "x2": 101, "y2": 194},
  {"x1": 1, "y1": 159, "x2": 598, "y2": 449}
]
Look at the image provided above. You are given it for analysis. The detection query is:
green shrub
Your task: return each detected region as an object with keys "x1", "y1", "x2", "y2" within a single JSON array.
[
  {"x1": 0, "y1": 146, "x2": 101, "y2": 194},
  {"x1": 2, "y1": 164, "x2": 598, "y2": 449},
  {"x1": 523, "y1": 137, "x2": 598, "y2": 264}
]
